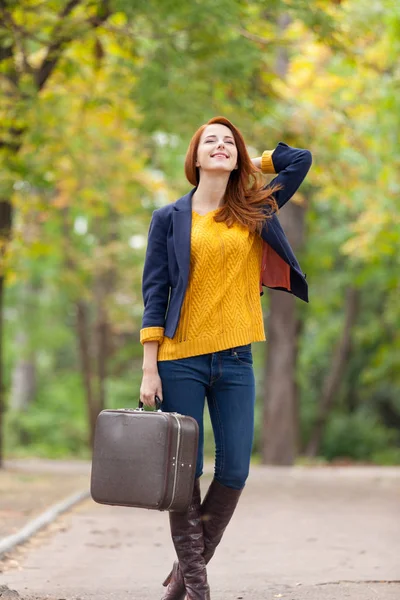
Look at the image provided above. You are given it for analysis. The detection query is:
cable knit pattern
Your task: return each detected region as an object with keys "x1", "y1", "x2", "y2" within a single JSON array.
[{"x1": 150, "y1": 208, "x2": 266, "y2": 361}]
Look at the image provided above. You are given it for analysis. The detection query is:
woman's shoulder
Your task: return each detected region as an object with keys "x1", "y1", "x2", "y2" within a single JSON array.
[
  {"x1": 152, "y1": 203, "x2": 174, "y2": 221},
  {"x1": 153, "y1": 189, "x2": 193, "y2": 220}
]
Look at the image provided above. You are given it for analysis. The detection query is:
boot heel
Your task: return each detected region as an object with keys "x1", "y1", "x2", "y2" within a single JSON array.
[
  {"x1": 162, "y1": 571, "x2": 172, "y2": 587},
  {"x1": 161, "y1": 561, "x2": 185, "y2": 599},
  {"x1": 162, "y1": 561, "x2": 177, "y2": 586}
]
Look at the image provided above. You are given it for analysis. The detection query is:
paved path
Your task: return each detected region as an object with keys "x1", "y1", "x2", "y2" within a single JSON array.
[
  {"x1": 0, "y1": 459, "x2": 90, "y2": 539},
  {"x1": 1, "y1": 466, "x2": 400, "y2": 599}
]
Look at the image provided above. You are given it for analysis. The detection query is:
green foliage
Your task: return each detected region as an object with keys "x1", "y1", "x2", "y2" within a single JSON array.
[
  {"x1": 321, "y1": 411, "x2": 399, "y2": 464},
  {"x1": 5, "y1": 373, "x2": 89, "y2": 458}
]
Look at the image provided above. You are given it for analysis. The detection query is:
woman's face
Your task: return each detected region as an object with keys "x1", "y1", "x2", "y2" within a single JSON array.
[{"x1": 195, "y1": 124, "x2": 238, "y2": 175}]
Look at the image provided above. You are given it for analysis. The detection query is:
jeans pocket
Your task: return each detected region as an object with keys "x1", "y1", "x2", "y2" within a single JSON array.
[{"x1": 233, "y1": 350, "x2": 253, "y2": 366}]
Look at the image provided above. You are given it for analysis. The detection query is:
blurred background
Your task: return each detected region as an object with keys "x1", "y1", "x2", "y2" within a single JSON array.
[{"x1": 0, "y1": 0, "x2": 399, "y2": 468}]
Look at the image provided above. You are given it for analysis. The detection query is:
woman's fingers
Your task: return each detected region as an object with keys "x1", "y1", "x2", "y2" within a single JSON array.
[
  {"x1": 139, "y1": 375, "x2": 163, "y2": 408},
  {"x1": 140, "y1": 393, "x2": 156, "y2": 408}
]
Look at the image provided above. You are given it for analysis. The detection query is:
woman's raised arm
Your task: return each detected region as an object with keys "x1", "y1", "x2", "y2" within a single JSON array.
[{"x1": 261, "y1": 142, "x2": 312, "y2": 209}]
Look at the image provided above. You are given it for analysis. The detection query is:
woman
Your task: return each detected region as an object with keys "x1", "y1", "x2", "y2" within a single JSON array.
[{"x1": 139, "y1": 116, "x2": 312, "y2": 600}]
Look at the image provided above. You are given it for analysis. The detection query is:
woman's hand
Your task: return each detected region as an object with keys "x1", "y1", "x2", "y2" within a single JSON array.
[
  {"x1": 140, "y1": 367, "x2": 163, "y2": 408},
  {"x1": 251, "y1": 156, "x2": 262, "y2": 169}
]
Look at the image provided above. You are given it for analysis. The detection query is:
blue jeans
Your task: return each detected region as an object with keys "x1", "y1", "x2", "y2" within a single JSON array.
[{"x1": 157, "y1": 343, "x2": 255, "y2": 490}]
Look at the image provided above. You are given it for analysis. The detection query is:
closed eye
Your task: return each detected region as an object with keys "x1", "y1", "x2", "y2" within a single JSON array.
[
  {"x1": 204, "y1": 137, "x2": 235, "y2": 144},
  {"x1": 205, "y1": 140, "x2": 235, "y2": 145}
]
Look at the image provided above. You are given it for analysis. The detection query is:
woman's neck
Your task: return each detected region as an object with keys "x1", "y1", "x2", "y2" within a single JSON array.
[{"x1": 192, "y1": 171, "x2": 230, "y2": 210}]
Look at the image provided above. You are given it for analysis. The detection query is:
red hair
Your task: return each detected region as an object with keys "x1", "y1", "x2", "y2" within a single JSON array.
[{"x1": 184, "y1": 116, "x2": 281, "y2": 235}]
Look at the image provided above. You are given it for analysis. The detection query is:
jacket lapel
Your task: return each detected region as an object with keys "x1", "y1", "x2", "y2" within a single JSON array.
[{"x1": 172, "y1": 189, "x2": 195, "y2": 285}]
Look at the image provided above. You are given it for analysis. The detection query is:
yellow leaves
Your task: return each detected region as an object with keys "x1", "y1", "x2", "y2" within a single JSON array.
[
  {"x1": 285, "y1": 20, "x2": 309, "y2": 41},
  {"x1": 285, "y1": 41, "x2": 340, "y2": 108},
  {"x1": 5, "y1": 269, "x2": 18, "y2": 286},
  {"x1": 109, "y1": 12, "x2": 127, "y2": 27},
  {"x1": 363, "y1": 39, "x2": 391, "y2": 71},
  {"x1": 342, "y1": 210, "x2": 399, "y2": 259},
  {"x1": 27, "y1": 240, "x2": 54, "y2": 258},
  {"x1": 27, "y1": 47, "x2": 47, "y2": 70},
  {"x1": 57, "y1": 156, "x2": 74, "y2": 176},
  {"x1": 378, "y1": 165, "x2": 395, "y2": 188},
  {"x1": 282, "y1": 2, "x2": 400, "y2": 275},
  {"x1": 270, "y1": 78, "x2": 290, "y2": 100},
  {"x1": 95, "y1": 108, "x2": 117, "y2": 129},
  {"x1": 287, "y1": 60, "x2": 313, "y2": 92}
]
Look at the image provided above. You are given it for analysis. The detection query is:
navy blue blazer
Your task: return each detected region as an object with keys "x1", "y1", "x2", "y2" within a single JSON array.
[{"x1": 141, "y1": 142, "x2": 312, "y2": 340}]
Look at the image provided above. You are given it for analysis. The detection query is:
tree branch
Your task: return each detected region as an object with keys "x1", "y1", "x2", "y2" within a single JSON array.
[
  {"x1": 34, "y1": 0, "x2": 112, "y2": 90},
  {"x1": 59, "y1": 0, "x2": 82, "y2": 18}
]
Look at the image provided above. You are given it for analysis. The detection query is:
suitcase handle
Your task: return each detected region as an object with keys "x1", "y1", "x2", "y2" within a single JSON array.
[{"x1": 138, "y1": 395, "x2": 162, "y2": 411}]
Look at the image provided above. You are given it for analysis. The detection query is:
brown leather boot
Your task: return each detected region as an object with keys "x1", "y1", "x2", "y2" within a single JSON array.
[
  {"x1": 161, "y1": 478, "x2": 210, "y2": 600},
  {"x1": 162, "y1": 479, "x2": 243, "y2": 599},
  {"x1": 161, "y1": 560, "x2": 186, "y2": 600},
  {"x1": 201, "y1": 478, "x2": 243, "y2": 563}
]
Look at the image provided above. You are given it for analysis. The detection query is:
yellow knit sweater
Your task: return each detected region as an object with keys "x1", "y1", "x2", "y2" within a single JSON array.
[{"x1": 140, "y1": 150, "x2": 275, "y2": 360}]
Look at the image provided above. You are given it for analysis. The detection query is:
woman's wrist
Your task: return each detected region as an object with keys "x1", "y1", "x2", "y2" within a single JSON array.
[
  {"x1": 142, "y1": 340, "x2": 159, "y2": 373},
  {"x1": 251, "y1": 156, "x2": 262, "y2": 169},
  {"x1": 142, "y1": 364, "x2": 158, "y2": 374}
]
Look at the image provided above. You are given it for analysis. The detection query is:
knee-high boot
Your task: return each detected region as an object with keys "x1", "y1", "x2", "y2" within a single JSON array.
[
  {"x1": 161, "y1": 479, "x2": 243, "y2": 600},
  {"x1": 161, "y1": 478, "x2": 210, "y2": 600}
]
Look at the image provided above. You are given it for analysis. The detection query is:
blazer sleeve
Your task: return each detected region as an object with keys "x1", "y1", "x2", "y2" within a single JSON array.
[
  {"x1": 261, "y1": 142, "x2": 312, "y2": 209},
  {"x1": 140, "y1": 209, "x2": 170, "y2": 345}
]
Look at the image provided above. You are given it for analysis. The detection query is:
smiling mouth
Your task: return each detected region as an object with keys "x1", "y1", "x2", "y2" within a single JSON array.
[{"x1": 211, "y1": 153, "x2": 229, "y2": 158}]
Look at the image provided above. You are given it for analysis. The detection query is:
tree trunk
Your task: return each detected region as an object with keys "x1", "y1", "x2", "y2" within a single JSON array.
[
  {"x1": 75, "y1": 295, "x2": 111, "y2": 450},
  {"x1": 10, "y1": 278, "x2": 39, "y2": 411},
  {"x1": 94, "y1": 278, "x2": 111, "y2": 419},
  {"x1": 96, "y1": 304, "x2": 108, "y2": 417},
  {"x1": 76, "y1": 300, "x2": 99, "y2": 449},
  {"x1": 261, "y1": 12, "x2": 308, "y2": 465},
  {"x1": 306, "y1": 287, "x2": 360, "y2": 457},
  {"x1": 10, "y1": 331, "x2": 37, "y2": 411},
  {"x1": 92, "y1": 213, "x2": 117, "y2": 419},
  {"x1": 0, "y1": 199, "x2": 13, "y2": 467},
  {"x1": 262, "y1": 202, "x2": 305, "y2": 464},
  {"x1": 62, "y1": 204, "x2": 115, "y2": 449}
]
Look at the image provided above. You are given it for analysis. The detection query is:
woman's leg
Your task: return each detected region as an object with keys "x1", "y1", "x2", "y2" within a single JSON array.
[
  {"x1": 202, "y1": 344, "x2": 256, "y2": 562},
  {"x1": 159, "y1": 345, "x2": 256, "y2": 597},
  {"x1": 157, "y1": 356, "x2": 210, "y2": 600},
  {"x1": 208, "y1": 344, "x2": 255, "y2": 489},
  {"x1": 157, "y1": 355, "x2": 209, "y2": 479}
]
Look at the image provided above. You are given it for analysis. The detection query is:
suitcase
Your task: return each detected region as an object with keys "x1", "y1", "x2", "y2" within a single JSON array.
[{"x1": 90, "y1": 396, "x2": 199, "y2": 512}]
